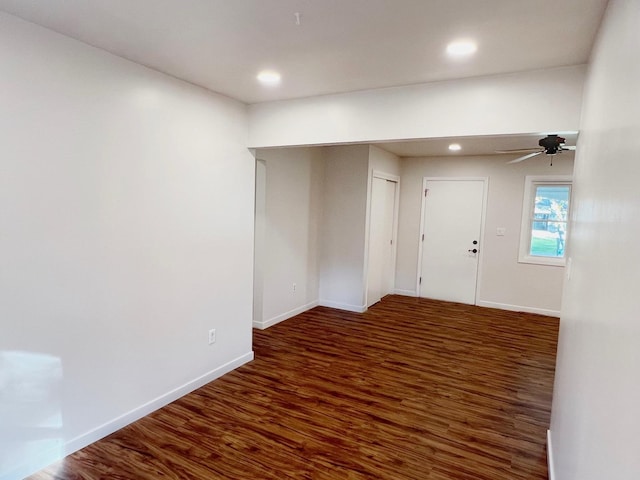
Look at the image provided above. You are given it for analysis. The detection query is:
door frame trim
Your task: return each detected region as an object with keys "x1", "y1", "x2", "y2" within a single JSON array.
[
  {"x1": 416, "y1": 176, "x2": 489, "y2": 304},
  {"x1": 364, "y1": 170, "x2": 401, "y2": 308}
]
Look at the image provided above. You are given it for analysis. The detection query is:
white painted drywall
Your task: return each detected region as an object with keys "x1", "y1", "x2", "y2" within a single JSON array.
[
  {"x1": 396, "y1": 154, "x2": 574, "y2": 314},
  {"x1": 254, "y1": 148, "x2": 324, "y2": 328},
  {"x1": 248, "y1": 66, "x2": 586, "y2": 148},
  {"x1": 368, "y1": 145, "x2": 401, "y2": 177},
  {"x1": 0, "y1": 12, "x2": 254, "y2": 480},
  {"x1": 319, "y1": 145, "x2": 370, "y2": 311},
  {"x1": 253, "y1": 159, "x2": 267, "y2": 326},
  {"x1": 549, "y1": 0, "x2": 640, "y2": 478}
]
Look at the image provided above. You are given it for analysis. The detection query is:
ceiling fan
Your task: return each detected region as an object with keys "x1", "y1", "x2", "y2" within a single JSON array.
[{"x1": 497, "y1": 134, "x2": 576, "y2": 164}]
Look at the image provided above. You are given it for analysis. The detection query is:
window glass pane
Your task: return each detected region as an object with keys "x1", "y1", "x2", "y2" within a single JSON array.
[
  {"x1": 529, "y1": 221, "x2": 567, "y2": 258},
  {"x1": 529, "y1": 185, "x2": 570, "y2": 259},
  {"x1": 534, "y1": 185, "x2": 570, "y2": 221}
]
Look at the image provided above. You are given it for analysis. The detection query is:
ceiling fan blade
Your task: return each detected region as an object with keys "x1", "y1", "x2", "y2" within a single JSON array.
[
  {"x1": 507, "y1": 151, "x2": 544, "y2": 164},
  {"x1": 561, "y1": 145, "x2": 577, "y2": 151},
  {"x1": 495, "y1": 148, "x2": 542, "y2": 153}
]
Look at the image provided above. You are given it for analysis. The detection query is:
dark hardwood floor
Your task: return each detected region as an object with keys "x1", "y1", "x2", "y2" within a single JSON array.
[{"x1": 31, "y1": 296, "x2": 559, "y2": 479}]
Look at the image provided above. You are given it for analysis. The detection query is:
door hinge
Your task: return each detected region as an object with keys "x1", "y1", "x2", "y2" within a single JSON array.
[
  {"x1": 419, "y1": 277, "x2": 422, "y2": 285},
  {"x1": 390, "y1": 239, "x2": 393, "y2": 245},
  {"x1": 424, "y1": 188, "x2": 429, "y2": 197},
  {"x1": 421, "y1": 234, "x2": 424, "y2": 241}
]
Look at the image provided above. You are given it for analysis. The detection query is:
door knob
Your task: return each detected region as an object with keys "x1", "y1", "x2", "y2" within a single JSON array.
[{"x1": 468, "y1": 248, "x2": 478, "y2": 254}]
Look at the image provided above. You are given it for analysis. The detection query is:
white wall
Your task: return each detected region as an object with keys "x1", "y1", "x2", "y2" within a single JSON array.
[
  {"x1": 0, "y1": 12, "x2": 254, "y2": 480},
  {"x1": 396, "y1": 154, "x2": 574, "y2": 315},
  {"x1": 253, "y1": 159, "x2": 267, "y2": 327},
  {"x1": 254, "y1": 148, "x2": 324, "y2": 329},
  {"x1": 248, "y1": 66, "x2": 586, "y2": 148},
  {"x1": 319, "y1": 145, "x2": 370, "y2": 311},
  {"x1": 549, "y1": 1, "x2": 640, "y2": 478},
  {"x1": 368, "y1": 145, "x2": 401, "y2": 177}
]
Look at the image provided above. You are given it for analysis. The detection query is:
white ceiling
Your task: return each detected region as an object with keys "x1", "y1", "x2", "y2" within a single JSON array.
[{"x1": 0, "y1": 0, "x2": 608, "y2": 104}]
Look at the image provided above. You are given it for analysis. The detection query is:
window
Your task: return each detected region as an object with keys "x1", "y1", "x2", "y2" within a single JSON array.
[{"x1": 519, "y1": 175, "x2": 572, "y2": 266}]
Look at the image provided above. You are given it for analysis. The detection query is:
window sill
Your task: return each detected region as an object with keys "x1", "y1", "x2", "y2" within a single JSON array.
[{"x1": 518, "y1": 255, "x2": 566, "y2": 267}]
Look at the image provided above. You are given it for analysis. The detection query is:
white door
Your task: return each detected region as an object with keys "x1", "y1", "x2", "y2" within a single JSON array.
[
  {"x1": 419, "y1": 179, "x2": 484, "y2": 304},
  {"x1": 367, "y1": 177, "x2": 397, "y2": 307}
]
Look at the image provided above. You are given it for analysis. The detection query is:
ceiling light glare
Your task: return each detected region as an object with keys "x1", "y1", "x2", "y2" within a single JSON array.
[
  {"x1": 448, "y1": 143, "x2": 462, "y2": 152},
  {"x1": 257, "y1": 70, "x2": 281, "y2": 86},
  {"x1": 446, "y1": 40, "x2": 477, "y2": 57}
]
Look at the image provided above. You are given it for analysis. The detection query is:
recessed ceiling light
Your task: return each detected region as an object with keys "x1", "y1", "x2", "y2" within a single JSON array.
[
  {"x1": 446, "y1": 40, "x2": 477, "y2": 57},
  {"x1": 257, "y1": 70, "x2": 281, "y2": 86},
  {"x1": 449, "y1": 143, "x2": 462, "y2": 152}
]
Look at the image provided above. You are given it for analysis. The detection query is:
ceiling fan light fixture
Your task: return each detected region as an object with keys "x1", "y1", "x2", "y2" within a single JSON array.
[
  {"x1": 499, "y1": 134, "x2": 577, "y2": 164},
  {"x1": 448, "y1": 143, "x2": 462, "y2": 151}
]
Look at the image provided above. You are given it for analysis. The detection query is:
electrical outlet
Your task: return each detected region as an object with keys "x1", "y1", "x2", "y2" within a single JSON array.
[{"x1": 208, "y1": 329, "x2": 216, "y2": 345}]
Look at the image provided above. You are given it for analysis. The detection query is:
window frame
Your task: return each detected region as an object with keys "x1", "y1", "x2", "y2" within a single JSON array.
[{"x1": 518, "y1": 175, "x2": 572, "y2": 267}]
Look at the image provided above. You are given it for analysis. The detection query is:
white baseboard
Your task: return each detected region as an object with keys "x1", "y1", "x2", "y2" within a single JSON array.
[
  {"x1": 3, "y1": 351, "x2": 254, "y2": 480},
  {"x1": 476, "y1": 300, "x2": 560, "y2": 317},
  {"x1": 547, "y1": 429, "x2": 556, "y2": 480},
  {"x1": 393, "y1": 289, "x2": 418, "y2": 297},
  {"x1": 66, "y1": 351, "x2": 254, "y2": 452},
  {"x1": 253, "y1": 300, "x2": 319, "y2": 330},
  {"x1": 318, "y1": 300, "x2": 367, "y2": 313}
]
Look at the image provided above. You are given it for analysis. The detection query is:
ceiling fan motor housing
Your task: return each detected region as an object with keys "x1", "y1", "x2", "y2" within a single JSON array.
[{"x1": 539, "y1": 134, "x2": 566, "y2": 154}]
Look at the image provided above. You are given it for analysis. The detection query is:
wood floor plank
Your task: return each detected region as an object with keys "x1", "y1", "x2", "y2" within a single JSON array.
[{"x1": 29, "y1": 296, "x2": 559, "y2": 479}]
